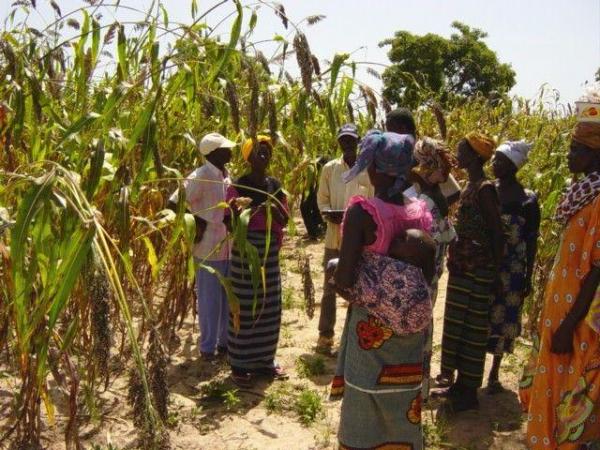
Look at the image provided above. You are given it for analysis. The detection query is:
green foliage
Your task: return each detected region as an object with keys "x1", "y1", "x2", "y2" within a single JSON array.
[
  {"x1": 293, "y1": 388, "x2": 324, "y2": 426},
  {"x1": 381, "y1": 22, "x2": 516, "y2": 109},
  {"x1": 295, "y1": 355, "x2": 326, "y2": 378}
]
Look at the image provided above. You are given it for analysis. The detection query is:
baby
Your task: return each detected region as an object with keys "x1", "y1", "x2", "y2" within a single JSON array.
[
  {"x1": 388, "y1": 229, "x2": 436, "y2": 284},
  {"x1": 327, "y1": 228, "x2": 436, "y2": 286}
]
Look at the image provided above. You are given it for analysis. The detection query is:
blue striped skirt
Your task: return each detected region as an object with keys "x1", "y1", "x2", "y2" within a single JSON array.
[{"x1": 228, "y1": 231, "x2": 282, "y2": 372}]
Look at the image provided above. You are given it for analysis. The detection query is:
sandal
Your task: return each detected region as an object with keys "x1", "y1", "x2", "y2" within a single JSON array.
[
  {"x1": 434, "y1": 373, "x2": 454, "y2": 388},
  {"x1": 257, "y1": 364, "x2": 289, "y2": 380},
  {"x1": 231, "y1": 371, "x2": 253, "y2": 388}
]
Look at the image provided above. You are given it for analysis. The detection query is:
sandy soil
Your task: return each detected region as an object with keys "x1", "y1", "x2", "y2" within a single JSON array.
[{"x1": 0, "y1": 219, "x2": 531, "y2": 449}]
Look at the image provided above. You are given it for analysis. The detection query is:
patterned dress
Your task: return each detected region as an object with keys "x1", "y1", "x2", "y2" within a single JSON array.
[
  {"x1": 332, "y1": 196, "x2": 432, "y2": 450},
  {"x1": 488, "y1": 191, "x2": 540, "y2": 355},
  {"x1": 441, "y1": 180, "x2": 498, "y2": 389},
  {"x1": 519, "y1": 195, "x2": 600, "y2": 449}
]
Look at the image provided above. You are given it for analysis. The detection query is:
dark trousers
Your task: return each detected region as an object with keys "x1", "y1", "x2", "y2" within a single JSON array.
[
  {"x1": 300, "y1": 188, "x2": 324, "y2": 239},
  {"x1": 318, "y1": 247, "x2": 340, "y2": 338}
]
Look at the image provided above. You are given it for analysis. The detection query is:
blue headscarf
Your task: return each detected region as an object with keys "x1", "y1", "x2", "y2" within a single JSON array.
[{"x1": 342, "y1": 130, "x2": 415, "y2": 196}]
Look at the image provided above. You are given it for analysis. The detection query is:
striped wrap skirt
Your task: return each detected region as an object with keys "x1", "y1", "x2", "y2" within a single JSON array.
[
  {"x1": 440, "y1": 267, "x2": 495, "y2": 388},
  {"x1": 228, "y1": 231, "x2": 282, "y2": 372}
]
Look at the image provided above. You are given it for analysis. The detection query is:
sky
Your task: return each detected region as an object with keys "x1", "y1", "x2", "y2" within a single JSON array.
[{"x1": 2, "y1": 0, "x2": 600, "y2": 105}]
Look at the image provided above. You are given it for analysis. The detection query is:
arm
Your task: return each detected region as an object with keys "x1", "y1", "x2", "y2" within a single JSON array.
[
  {"x1": 167, "y1": 181, "x2": 207, "y2": 243},
  {"x1": 551, "y1": 266, "x2": 600, "y2": 354},
  {"x1": 333, "y1": 204, "x2": 372, "y2": 291},
  {"x1": 317, "y1": 164, "x2": 342, "y2": 224},
  {"x1": 478, "y1": 184, "x2": 506, "y2": 269},
  {"x1": 524, "y1": 197, "x2": 541, "y2": 296}
]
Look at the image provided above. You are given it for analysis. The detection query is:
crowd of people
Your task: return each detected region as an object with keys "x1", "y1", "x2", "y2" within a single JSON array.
[{"x1": 171, "y1": 104, "x2": 600, "y2": 449}]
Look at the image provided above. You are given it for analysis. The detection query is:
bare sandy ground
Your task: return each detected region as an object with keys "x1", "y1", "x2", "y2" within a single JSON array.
[{"x1": 0, "y1": 220, "x2": 530, "y2": 449}]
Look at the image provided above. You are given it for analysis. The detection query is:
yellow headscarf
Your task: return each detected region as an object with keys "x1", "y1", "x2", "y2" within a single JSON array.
[
  {"x1": 241, "y1": 135, "x2": 272, "y2": 161},
  {"x1": 465, "y1": 132, "x2": 495, "y2": 161}
]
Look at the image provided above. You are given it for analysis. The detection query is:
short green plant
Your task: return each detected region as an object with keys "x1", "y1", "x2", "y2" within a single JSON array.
[
  {"x1": 222, "y1": 388, "x2": 242, "y2": 411},
  {"x1": 295, "y1": 355, "x2": 326, "y2": 378},
  {"x1": 294, "y1": 388, "x2": 324, "y2": 426},
  {"x1": 282, "y1": 286, "x2": 298, "y2": 310},
  {"x1": 264, "y1": 382, "x2": 294, "y2": 413}
]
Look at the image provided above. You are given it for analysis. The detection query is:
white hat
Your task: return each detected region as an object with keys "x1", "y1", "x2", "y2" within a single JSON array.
[
  {"x1": 199, "y1": 132, "x2": 236, "y2": 156},
  {"x1": 496, "y1": 140, "x2": 532, "y2": 170}
]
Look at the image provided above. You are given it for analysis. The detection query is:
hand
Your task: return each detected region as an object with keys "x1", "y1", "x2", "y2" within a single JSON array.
[
  {"x1": 551, "y1": 322, "x2": 574, "y2": 354},
  {"x1": 194, "y1": 218, "x2": 207, "y2": 243},
  {"x1": 324, "y1": 211, "x2": 344, "y2": 225}
]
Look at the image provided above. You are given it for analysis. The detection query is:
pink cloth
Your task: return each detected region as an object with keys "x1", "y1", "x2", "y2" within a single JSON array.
[
  {"x1": 226, "y1": 186, "x2": 288, "y2": 245},
  {"x1": 343, "y1": 195, "x2": 432, "y2": 254}
]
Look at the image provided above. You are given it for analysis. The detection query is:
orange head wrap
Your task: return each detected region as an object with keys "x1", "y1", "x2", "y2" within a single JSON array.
[
  {"x1": 572, "y1": 122, "x2": 600, "y2": 150},
  {"x1": 465, "y1": 132, "x2": 495, "y2": 161}
]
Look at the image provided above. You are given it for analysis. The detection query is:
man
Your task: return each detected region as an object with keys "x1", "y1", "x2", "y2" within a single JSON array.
[
  {"x1": 300, "y1": 156, "x2": 328, "y2": 240},
  {"x1": 169, "y1": 132, "x2": 236, "y2": 360},
  {"x1": 316, "y1": 124, "x2": 373, "y2": 354},
  {"x1": 386, "y1": 108, "x2": 461, "y2": 205}
]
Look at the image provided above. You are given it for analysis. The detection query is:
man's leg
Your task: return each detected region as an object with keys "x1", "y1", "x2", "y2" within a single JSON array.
[
  {"x1": 195, "y1": 260, "x2": 222, "y2": 356},
  {"x1": 317, "y1": 248, "x2": 340, "y2": 349}
]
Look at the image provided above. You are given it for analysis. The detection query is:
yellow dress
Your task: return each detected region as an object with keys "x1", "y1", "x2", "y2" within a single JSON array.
[{"x1": 520, "y1": 195, "x2": 600, "y2": 449}]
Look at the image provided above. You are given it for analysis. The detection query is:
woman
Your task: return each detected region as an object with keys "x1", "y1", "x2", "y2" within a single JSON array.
[
  {"x1": 332, "y1": 130, "x2": 433, "y2": 450},
  {"x1": 437, "y1": 132, "x2": 506, "y2": 412},
  {"x1": 226, "y1": 135, "x2": 289, "y2": 387},
  {"x1": 520, "y1": 122, "x2": 600, "y2": 450},
  {"x1": 409, "y1": 137, "x2": 458, "y2": 400},
  {"x1": 487, "y1": 141, "x2": 540, "y2": 393}
]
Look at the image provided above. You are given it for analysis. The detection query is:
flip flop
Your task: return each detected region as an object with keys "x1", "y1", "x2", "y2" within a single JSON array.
[
  {"x1": 434, "y1": 374, "x2": 454, "y2": 388},
  {"x1": 256, "y1": 364, "x2": 289, "y2": 380}
]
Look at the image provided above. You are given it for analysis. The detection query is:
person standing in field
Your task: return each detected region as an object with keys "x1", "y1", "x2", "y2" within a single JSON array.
[
  {"x1": 386, "y1": 108, "x2": 462, "y2": 207},
  {"x1": 331, "y1": 130, "x2": 432, "y2": 450},
  {"x1": 407, "y1": 137, "x2": 458, "y2": 400},
  {"x1": 226, "y1": 136, "x2": 289, "y2": 387},
  {"x1": 168, "y1": 132, "x2": 236, "y2": 360},
  {"x1": 486, "y1": 141, "x2": 540, "y2": 394},
  {"x1": 519, "y1": 121, "x2": 600, "y2": 449},
  {"x1": 315, "y1": 124, "x2": 374, "y2": 355},
  {"x1": 436, "y1": 133, "x2": 506, "y2": 412}
]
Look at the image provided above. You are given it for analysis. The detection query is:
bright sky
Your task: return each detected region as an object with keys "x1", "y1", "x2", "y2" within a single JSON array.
[{"x1": 2, "y1": 0, "x2": 600, "y2": 104}]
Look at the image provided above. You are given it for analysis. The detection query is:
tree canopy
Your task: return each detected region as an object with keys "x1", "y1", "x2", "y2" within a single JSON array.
[{"x1": 380, "y1": 22, "x2": 516, "y2": 109}]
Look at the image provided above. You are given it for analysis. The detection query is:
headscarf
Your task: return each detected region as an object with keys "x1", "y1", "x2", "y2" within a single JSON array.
[
  {"x1": 413, "y1": 137, "x2": 457, "y2": 179},
  {"x1": 572, "y1": 122, "x2": 600, "y2": 150},
  {"x1": 343, "y1": 129, "x2": 415, "y2": 196},
  {"x1": 241, "y1": 135, "x2": 272, "y2": 161},
  {"x1": 496, "y1": 140, "x2": 532, "y2": 169},
  {"x1": 465, "y1": 132, "x2": 495, "y2": 161}
]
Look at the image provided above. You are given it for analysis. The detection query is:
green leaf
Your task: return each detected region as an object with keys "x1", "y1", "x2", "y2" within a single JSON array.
[
  {"x1": 142, "y1": 236, "x2": 159, "y2": 281},
  {"x1": 208, "y1": 0, "x2": 243, "y2": 84},
  {"x1": 58, "y1": 112, "x2": 100, "y2": 147},
  {"x1": 330, "y1": 53, "x2": 349, "y2": 91},
  {"x1": 249, "y1": 9, "x2": 258, "y2": 31},
  {"x1": 159, "y1": 4, "x2": 169, "y2": 28},
  {"x1": 117, "y1": 24, "x2": 127, "y2": 80}
]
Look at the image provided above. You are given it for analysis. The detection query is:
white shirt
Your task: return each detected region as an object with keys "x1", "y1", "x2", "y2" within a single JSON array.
[
  {"x1": 317, "y1": 157, "x2": 374, "y2": 250},
  {"x1": 169, "y1": 161, "x2": 230, "y2": 261}
]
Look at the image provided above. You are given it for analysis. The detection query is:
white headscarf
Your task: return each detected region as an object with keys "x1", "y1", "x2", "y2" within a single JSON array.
[{"x1": 496, "y1": 140, "x2": 532, "y2": 169}]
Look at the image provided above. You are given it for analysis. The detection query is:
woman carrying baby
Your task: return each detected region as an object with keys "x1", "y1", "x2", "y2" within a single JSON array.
[{"x1": 330, "y1": 130, "x2": 434, "y2": 450}]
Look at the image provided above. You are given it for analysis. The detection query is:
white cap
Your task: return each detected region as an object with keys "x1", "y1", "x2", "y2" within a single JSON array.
[
  {"x1": 496, "y1": 140, "x2": 532, "y2": 170},
  {"x1": 199, "y1": 132, "x2": 236, "y2": 156}
]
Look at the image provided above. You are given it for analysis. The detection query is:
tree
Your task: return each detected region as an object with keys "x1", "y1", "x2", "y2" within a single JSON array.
[
  {"x1": 380, "y1": 22, "x2": 516, "y2": 109},
  {"x1": 595, "y1": 67, "x2": 600, "y2": 82}
]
